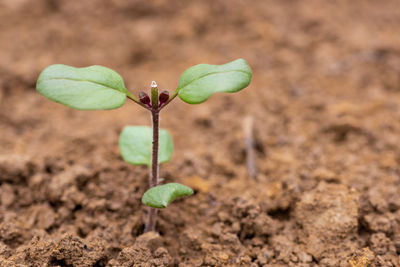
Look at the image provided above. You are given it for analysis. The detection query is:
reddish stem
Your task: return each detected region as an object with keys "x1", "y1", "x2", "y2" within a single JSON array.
[{"x1": 144, "y1": 84, "x2": 160, "y2": 232}]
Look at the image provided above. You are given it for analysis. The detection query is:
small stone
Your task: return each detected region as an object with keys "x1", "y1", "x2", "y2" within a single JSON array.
[
  {"x1": 298, "y1": 251, "x2": 313, "y2": 263},
  {"x1": 320, "y1": 257, "x2": 338, "y2": 267},
  {"x1": 349, "y1": 247, "x2": 374, "y2": 267},
  {"x1": 154, "y1": 247, "x2": 168, "y2": 257},
  {"x1": 290, "y1": 254, "x2": 298, "y2": 263},
  {"x1": 312, "y1": 167, "x2": 337, "y2": 182},
  {"x1": 217, "y1": 211, "x2": 229, "y2": 222},
  {"x1": 231, "y1": 222, "x2": 241, "y2": 233},
  {"x1": 219, "y1": 253, "x2": 229, "y2": 262},
  {"x1": 211, "y1": 223, "x2": 222, "y2": 237},
  {"x1": 35, "y1": 205, "x2": 56, "y2": 230},
  {"x1": 240, "y1": 255, "x2": 251, "y2": 265}
]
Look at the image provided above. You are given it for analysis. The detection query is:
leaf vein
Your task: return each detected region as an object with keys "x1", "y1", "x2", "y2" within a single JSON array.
[
  {"x1": 42, "y1": 77, "x2": 125, "y2": 94},
  {"x1": 178, "y1": 69, "x2": 251, "y2": 90}
]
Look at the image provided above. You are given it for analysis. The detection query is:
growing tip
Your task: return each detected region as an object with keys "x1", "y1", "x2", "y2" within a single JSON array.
[
  {"x1": 151, "y1": 81, "x2": 157, "y2": 88},
  {"x1": 159, "y1": 90, "x2": 169, "y2": 106},
  {"x1": 139, "y1": 91, "x2": 151, "y2": 106}
]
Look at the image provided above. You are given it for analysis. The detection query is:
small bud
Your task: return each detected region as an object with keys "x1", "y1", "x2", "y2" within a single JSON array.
[
  {"x1": 151, "y1": 81, "x2": 157, "y2": 88},
  {"x1": 139, "y1": 91, "x2": 151, "y2": 106},
  {"x1": 159, "y1": 90, "x2": 169, "y2": 106}
]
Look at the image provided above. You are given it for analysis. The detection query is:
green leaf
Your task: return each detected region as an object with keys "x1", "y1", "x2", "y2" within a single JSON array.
[
  {"x1": 177, "y1": 58, "x2": 252, "y2": 104},
  {"x1": 119, "y1": 126, "x2": 173, "y2": 166},
  {"x1": 142, "y1": 183, "x2": 194, "y2": 208},
  {"x1": 36, "y1": 64, "x2": 129, "y2": 110}
]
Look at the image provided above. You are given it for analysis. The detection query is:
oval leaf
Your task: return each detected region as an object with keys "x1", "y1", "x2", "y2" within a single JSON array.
[
  {"x1": 119, "y1": 126, "x2": 173, "y2": 166},
  {"x1": 177, "y1": 58, "x2": 252, "y2": 104},
  {"x1": 142, "y1": 183, "x2": 194, "y2": 208},
  {"x1": 37, "y1": 64, "x2": 129, "y2": 110}
]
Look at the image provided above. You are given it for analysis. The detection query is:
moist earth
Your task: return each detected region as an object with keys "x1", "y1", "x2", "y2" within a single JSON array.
[{"x1": 1, "y1": 0, "x2": 400, "y2": 266}]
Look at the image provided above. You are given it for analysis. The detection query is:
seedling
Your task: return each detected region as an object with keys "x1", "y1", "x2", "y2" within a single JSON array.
[{"x1": 36, "y1": 59, "x2": 252, "y2": 232}]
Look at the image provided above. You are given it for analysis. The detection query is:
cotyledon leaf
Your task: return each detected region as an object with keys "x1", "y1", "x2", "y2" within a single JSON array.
[
  {"x1": 36, "y1": 64, "x2": 130, "y2": 110},
  {"x1": 119, "y1": 126, "x2": 173, "y2": 166},
  {"x1": 142, "y1": 183, "x2": 194, "y2": 208},
  {"x1": 177, "y1": 58, "x2": 252, "y2": 104}
]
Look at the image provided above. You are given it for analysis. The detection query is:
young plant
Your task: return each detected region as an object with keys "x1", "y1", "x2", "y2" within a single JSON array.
[{"x1": 36, "y1": 59, "x2": 252, "y2": 232}]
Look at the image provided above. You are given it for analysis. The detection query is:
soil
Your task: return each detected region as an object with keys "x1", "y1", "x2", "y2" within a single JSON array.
[{"x1": 1, "y1": 0, "x2": 400, "y2": 266}]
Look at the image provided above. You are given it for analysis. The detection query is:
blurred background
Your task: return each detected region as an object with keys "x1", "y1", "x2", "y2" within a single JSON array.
[{"x1": 1, "y1": 0, "x2": 400, "y2": 266}]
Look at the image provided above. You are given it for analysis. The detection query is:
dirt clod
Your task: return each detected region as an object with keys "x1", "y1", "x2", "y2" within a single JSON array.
[{"x1": 295, "y1": 182, "x2": 359, "y2": 260}]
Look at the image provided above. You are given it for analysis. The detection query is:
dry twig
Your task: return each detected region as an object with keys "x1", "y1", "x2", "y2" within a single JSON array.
[{"x1": 243, "y1": 116, "x2": 257, "y2": 179}]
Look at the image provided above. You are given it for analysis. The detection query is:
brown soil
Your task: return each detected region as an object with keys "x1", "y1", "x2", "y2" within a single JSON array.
[{"x1": 1, "y1": 0, "x2": 400, "y2": 266}]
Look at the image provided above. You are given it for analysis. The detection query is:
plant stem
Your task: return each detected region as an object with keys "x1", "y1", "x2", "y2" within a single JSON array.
[
  {"x1": 145, "y1": 207, "x2": 158, "y2": 232},
  {"x1": 144, "y1": 82, "x2": 159, "y2": 232},
  {"x1": 149, "y1": 110, "x2": 159, "y2": 188}
]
